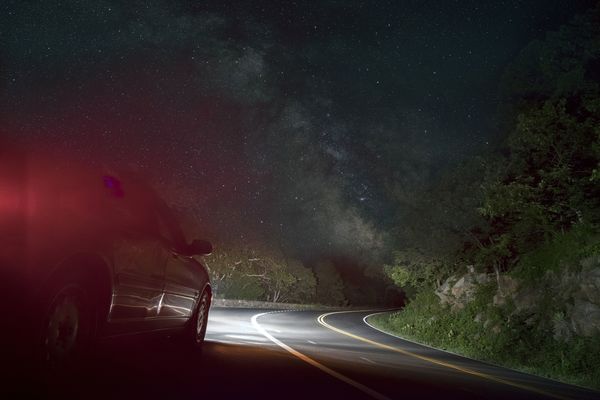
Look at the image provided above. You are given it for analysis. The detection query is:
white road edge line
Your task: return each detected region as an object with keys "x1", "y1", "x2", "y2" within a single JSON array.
[
  {"x1": 360, "y1": 357, "x2": 377, "y2": 365},
  {"x1": 251, "y1": 311, "x2": 391, "y2": 400},
  {"x1": 363, "y1": 311, "x2": 490, "y2": 360}
]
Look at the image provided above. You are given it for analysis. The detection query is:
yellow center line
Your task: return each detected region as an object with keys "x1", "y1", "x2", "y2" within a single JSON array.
[{"x1": 317, "y1": 310, "x2": 572, "y2": 400}]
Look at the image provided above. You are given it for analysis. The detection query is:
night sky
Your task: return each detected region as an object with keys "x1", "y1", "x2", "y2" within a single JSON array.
[{"x1": 1, "y1": 0, "x2": 597, "y2": 262}]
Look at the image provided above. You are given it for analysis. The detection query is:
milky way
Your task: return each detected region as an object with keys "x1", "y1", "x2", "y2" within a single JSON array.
[{"x1": 1, "y1": 0, "x2": 596, "y2": 263}]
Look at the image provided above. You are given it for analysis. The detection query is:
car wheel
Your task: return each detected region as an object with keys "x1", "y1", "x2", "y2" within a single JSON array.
[
  {"x1": 187, "y1": 289, "x2": 210, "y2": 351},
  {"x1": 40, "y1": 279, "x2": 95, "y2": 370}
]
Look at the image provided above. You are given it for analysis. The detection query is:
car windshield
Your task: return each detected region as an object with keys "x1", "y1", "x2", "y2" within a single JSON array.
[{"x1": 2, "y1": 1, "x2": 600, "y2": 399}]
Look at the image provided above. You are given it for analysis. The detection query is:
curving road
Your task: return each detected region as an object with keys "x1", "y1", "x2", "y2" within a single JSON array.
[
  {"x1": 208, "y1": 308, "x2": 598, "y2": 400},
  {"x1": 8, "y1": 307, "x2": 599, "y2": 399}
]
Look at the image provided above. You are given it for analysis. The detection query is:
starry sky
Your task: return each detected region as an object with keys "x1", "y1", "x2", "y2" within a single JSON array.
[{"x1": 1, "y1": 0, "x2": 597, "y2": 262}]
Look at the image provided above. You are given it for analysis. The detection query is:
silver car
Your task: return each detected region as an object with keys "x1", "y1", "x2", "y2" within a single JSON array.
[{"x1": 0, "y1": 148, "x2": 213, "y2": 368}]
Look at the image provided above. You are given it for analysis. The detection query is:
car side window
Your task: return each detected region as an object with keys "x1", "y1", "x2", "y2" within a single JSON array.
[
  {"x1": 104, "y1": 175, "x2": 161, "y2": 238},
  {"x1": 156, "y1": 206, "x2": 187, "y2": 251}
]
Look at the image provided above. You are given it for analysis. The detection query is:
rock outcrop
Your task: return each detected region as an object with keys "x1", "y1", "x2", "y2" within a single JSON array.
[
  {"x1": 435, "y1": 255, "x2": 600, "y2": 340},
  {"x1": 436, "y1": 269, "x2": 490, "y2": 311},
  {"x1": 570, "y1": 299, "x2": 600, "y2": 337}
]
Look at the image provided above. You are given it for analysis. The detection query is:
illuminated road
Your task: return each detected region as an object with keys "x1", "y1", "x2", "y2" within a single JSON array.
[
  {"x1": 207, "y1": 308, "x2": 598, "y2": 400},
  {"x1": 11, "y1": 307, "x2": 599, "y2": 399}
]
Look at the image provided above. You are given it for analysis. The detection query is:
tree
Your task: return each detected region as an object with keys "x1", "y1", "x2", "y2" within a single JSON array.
[
  {"x1": 250, "y1": 250, "x2": 296, "y2": 303},
  {"x1": 285, "y1": 259, "x2": 317, "y2": 303},
  {"x1": 382, "y1": 154, "x2": 497, "y2": 292},
  {"x1": 203, "y1": 238, "x2": 318, "y2": 303},
  {"x1": 314, "y1": 260, "x2": 346, "y2": 306},
  {"x1": 383, "y1": 248, "x2": 452, "y2": 297},
  {"x1": 204, "y1": 244, "x2": 265, "y2": 300},
  {"x1": 479, "y1": 5, "x2": 600, "y2": 270},
  {"x1": 393, "y1": 155, "x2": 495, "y2": 257}
]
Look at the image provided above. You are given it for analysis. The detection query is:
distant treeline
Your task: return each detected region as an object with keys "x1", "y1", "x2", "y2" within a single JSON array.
[{"x1": 201, "y1": 239, "x2": 400, "y2": 306}]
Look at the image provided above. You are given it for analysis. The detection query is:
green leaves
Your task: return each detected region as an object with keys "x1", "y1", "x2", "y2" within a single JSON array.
[
  {"x1": 477, "y1": 6, "x2": 600, "y2": 269},
  {"x1": 383, "y1": 248, "x2": 452, "y2": 296},
  {"x1": 314, "y1": 261, "x2": 346, "y2": 306},
  {"x1": 206, "y1": 242, "x2": 317, "y2": 303}
]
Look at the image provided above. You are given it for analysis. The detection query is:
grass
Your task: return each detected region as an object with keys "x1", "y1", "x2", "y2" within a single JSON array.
[{"x1": 369, "y1": 287, "x2": 600, "y2": 391}]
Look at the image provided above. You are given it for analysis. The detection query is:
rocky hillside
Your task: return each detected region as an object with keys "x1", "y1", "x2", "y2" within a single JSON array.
[
  {"x1": 374, "y1": 251, "x2": 600, "y2": 390},
  {"x1": 436, "y1": 256, "x2": 600, "y2": 341}
]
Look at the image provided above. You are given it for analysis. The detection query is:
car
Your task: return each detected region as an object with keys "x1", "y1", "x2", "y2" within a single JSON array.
[{"x1": 0, "y1": 147, "x2": 213, "y2": 369}]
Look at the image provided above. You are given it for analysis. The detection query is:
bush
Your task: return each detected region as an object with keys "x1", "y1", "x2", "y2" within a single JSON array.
[
  {"x1": 512, "y1": 223, "x2": 600, "y2": 283},
  {"x1": 371, "y1": 281, "x2": 600, "y2": 390},
  {"x1": 383, "y1": 249, "x2": 452, "y2": 297}
]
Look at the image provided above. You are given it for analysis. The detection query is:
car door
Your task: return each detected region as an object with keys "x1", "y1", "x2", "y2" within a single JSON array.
[
  {"x1": 155, "y1": 206, "x2": 207, "y2": 325},
  {"x1": 110, "y1": 234, "x2": 167, "y2": 322},
  {"x1": 104, "y1": 174, "x2": 168, "y2": 333}
]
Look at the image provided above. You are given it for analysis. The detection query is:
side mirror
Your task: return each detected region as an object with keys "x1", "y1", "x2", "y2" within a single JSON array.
[{"x1": 187, "y1": 239, "x2": 213, "y2": 256}]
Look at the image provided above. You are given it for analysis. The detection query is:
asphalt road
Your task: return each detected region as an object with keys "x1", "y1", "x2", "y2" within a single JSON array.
[{"x1": 6, "y1": 307, "x2": 599, "y2": 399}]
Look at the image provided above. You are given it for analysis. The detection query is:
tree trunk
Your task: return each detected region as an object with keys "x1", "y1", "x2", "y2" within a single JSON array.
[{"x1": 494, "y1": 262, "x2": 503, "y2": 296}]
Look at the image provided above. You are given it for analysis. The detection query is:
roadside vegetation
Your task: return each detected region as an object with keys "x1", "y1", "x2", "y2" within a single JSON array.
[
  {"x1": 372, "y1": 5, "x2": 600, "y2": 390},
  {"x1": 200, "y1": 238, "x2": 396, "y2": 307},
  {"x1": 204, "y1": 240, "x2": 320, "y2": 304}
]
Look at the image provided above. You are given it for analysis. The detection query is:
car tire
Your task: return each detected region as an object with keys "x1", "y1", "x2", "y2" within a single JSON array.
[
  {"x1": 39, "y1": 275, "x2": 96, "y2": 371},
  {"x1": 182, "y1": 289, "x2": 210, "y2": 353}
]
